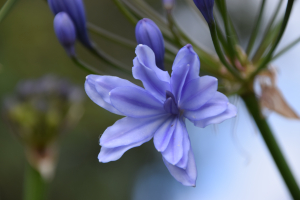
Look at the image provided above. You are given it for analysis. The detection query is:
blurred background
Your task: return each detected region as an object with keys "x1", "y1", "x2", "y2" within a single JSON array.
[{"x1": 0, "y1": 0, "x2": 300, "y2": 199}]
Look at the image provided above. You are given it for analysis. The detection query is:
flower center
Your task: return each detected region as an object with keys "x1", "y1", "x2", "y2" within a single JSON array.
[{"x1": 163, "y1": 91, "x2": 179, "y2": 115}]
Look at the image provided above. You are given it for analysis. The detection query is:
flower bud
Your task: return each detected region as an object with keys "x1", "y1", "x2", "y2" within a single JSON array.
[
  {"x1": 48, "y1": 0, "x2": 92, "y2": 48},
  {"x1": 193, "y1": 0, "x2": 215, "y2": 25},
  {"x1": 135, "y1": 18, "x2": 165, "y2": 70},
  {"x1": 53, "y1": 12, "x2": 76, "y2": 57},
  {"x1": 163, "y1": 0, "x2": 175, "y2": 11}
]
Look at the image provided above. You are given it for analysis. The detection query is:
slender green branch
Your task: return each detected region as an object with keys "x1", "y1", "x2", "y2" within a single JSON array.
[
  {"x1": 246, "y1": 0, "x2": 266, "y2": 55},
  {"x1": 250, "y1": 0, "x2": 294, "y2": 80},
  {"x1": 215, "y1": 19, "x2": 230, "y2": 55},
  {"x1": 0, "y1": 0, "x2": 19, "y2": 23},
  {"x1": 71, "y1": 56, "x2": 103, "y2": 74},
  {"x1": 87, "y1": 22, "x2": 136, "y2": 49},
  {"x1": 113, "y1": 0, "x2": 138, "y2": 24},
  {"x1": 209, "y1": 22, "x2": 243, "y2": 81},
  {"x1": 241, "y1": 92, "x2": 300, "y2": 200},
  {"x1": 23, "y1": 163, "x2": 47, "y2": 200},
  {"x1": 252, "y1": 0, "x2": 284, "y2": 61},
  {"x1": 271, "y1": 36, "x2": 300, "y2": 61},
  {"x1": 166, "y1": 12, "x2": 182, "y2": 47}
]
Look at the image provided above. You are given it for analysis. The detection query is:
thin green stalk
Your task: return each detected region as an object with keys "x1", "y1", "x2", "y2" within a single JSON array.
[
  {"x1": 241, "y1": 92, "x2": 300, "y2": 200},
  {"x1": 252, "y1": 0, "x2": 284, "y2": 61},
  {"x1": 218, "y1": 0, "x2": 237, "y2": 61},
  {"x1": 215, "y1": 19, "x2": 230, "y2": 55},
  {"x1": 271, "y1": 36, "x2": 300, "y2": 61},
  {"x1": 113, "y1": 0, "x2": 138, "y2": 24},
  {"x1": 166, "y1": 12, "x2": 182, "y2": 47},
  {"x1": 246, "y1": 0, "x2": 266, "y2": 55},
  {"x1": 0, "y1": 0, "x2": 19, "y2": 23},
  {"x1": 209, "y1": 22, "x2": 243, "y2": 81},
  {"x1": 71, "y1": 56, "x2": 103, "y2": 74},
  {"x1": 87, "y1": 22, "x2": 136, "y2": 49},
  {"x1": 23, "y1": 163, "x2": 47, "y2": 200},
  {"x1": 250, "y1": 0, "x2": 294, "y2": 80}
]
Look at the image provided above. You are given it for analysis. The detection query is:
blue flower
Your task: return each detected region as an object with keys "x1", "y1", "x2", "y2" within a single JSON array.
[
  {"x1": 48, "y1": 0, "x2": 92, "y2": 48},
  {"x1": 135, "y1": 18, "x2": 165, "y2": 70},
  {"x1": 85, "y1": 44, "x2": 237, "y2": 186},
  {"x1": 193, "y1": 0, "x2": 215, "y2": 25},
  {"x1": 53, "y1": 12, "x2": 76, "y2": 57}
]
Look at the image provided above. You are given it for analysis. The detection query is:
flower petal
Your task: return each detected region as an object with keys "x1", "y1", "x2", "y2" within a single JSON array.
[
  {"x1": 175, "y1": 119, "x2": 191, "y2": 169},
  {"x1": 91, "y1": 75, "x2": 139, "y2": 104},
  {"x1": 110, "y1": 86, "x2": 166, "y2": 118},
  {"x1": 85, "y1": 76, "x2": 123, "y2": 115},
  {"x1": 163, "y1": 148, "x2": 197, "y2": 187},
  {"x1": 172, "y1": 44, "x2": 200, "y2": 83},
  {"x1": 184, "y1": 92, "x2": 229, "y2": 121},
  {"x1": 100, "y1": 115, "x2": 169, "y2": 148},
  {"x1": 170, "y1": 62, "x2": 189, "y2": 103},
  {"x1": 180, "y1": 76, "x2": 218, "y2": 110},
  {"x1": 161, "y1": 118, "x2": 185, "y2": 165},
  {"x1": 153, "y1": 116, "x2": 177, "y2": 152},
  {"x1": 193, "y1": 103, "x2": 237, "y2": 128},
  {"x1": 135, "y1": 44, "x2": 170, "y2": 83},
  {"x1": 133, "y1": 58, "x2": 170, "y2": 102},
  {"x1": 98, "y1": 138, "x2": 151, "y2": 163}
]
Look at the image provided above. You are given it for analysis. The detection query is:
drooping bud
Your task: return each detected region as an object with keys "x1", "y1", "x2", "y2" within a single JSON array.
[
  {"x1": 48, "y1": 0, "x2": 92, "y2": 48},
  {"x1": 135, "y1": 18, "x2": 165, "y2": 70},
  {"x1": 193, "y1": 0, "x2": 215, "y2": 25},
  {"x1": 163, "y1": 0, "x2": 175, "y2": 11},
  {"x1": 53, "y1": 12, "x2": 76, "y2": 57}
]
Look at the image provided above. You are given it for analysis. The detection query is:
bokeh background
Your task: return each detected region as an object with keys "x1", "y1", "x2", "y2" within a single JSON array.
[{"x1": 0, "y1": 0, "x2": 299, "y2": 199}]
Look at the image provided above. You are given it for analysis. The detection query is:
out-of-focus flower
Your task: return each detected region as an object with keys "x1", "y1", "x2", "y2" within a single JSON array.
[
  {"x1": 85, "y1": 44, "x2": 237, "y2": 186},
  {"x1": 3, "y1": 75, "x2": 85, "y2": 180},
  {"x1": 193, "y1": 0, "x2": 215, "y2": 25},
  {"x1": 54, "y1": 12, "x2": 76, "y2": 57},
  {"x1": 163, "y1": 0, "x2": 175, "y2": 11},
  {"x1": 135, "y1": 18, "x2": 165, "y2": 70},
  {"x1": 48, "y1": 0, "x2": 92, "y2": 48}
]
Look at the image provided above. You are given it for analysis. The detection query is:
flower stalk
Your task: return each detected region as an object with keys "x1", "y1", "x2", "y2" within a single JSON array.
[
  {"x1": 241, "y1": 92, "x2": 300, "y2": 200},
  {"x1": 0, "y1": 0, "x2": 19, "y2": 23}
]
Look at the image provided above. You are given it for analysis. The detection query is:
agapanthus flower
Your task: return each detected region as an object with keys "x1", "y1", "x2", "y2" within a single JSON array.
[{"x1": 85, "y1": 44, "x2": 237, "y2": 186}]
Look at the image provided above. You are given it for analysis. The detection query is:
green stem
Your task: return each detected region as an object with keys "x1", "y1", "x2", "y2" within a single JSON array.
[
  {"x1": 23, "y1": 163, "x2": 47, "y2": 200},
  {"x1": 113, "y1": 0, "x2": 138, "y2": 24},
  {"x1": 271, "y1": 36, "x2": 300, "y2": 61},
  {"x1": 166, "y1": 12, "x2": 182, "y2": 47},
  {"x1": 246, "y1": 0, "x2": 266, "y2": 55},
  {"x1": 0, "y1": 0, "x2": 19, "y2": 23},
  {"x1": 241, "y1": 92, "x2": 300, "y2": 200},
  {"x1": 209, "y1": 22, "x2": 243, "y2": 82},
  {"x1": 250, "y1": 0, "x2": 294, "y2": 80},
  {"x1": 71, "y1": 56, "x2": 103, "y2": 74},
  {"x1": 252, "y1": 0, "x2": 283, "y2": 61}
]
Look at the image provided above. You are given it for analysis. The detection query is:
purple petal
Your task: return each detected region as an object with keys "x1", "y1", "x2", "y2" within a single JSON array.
[
  {"x1": 135, "y1": 45, "x2": 170, "y2": 83},
  {"x1": 163, "y1": 97, "x2": 179, "y2": 115},
  {"x1": 180, "y1": 76, "x2": 218, "y2": 110},
  {"x1": 100, "y1": 115, "x2": 169, "y2": 148},
  {"x1": 85, "y1": 76, "x2": 123, "y2": 115},
  {"x1": 163, "y1": 149, "x2": 197, "y2": 187},
  {"x1": 110, "y1": 86, "x2": 166, "y2": 118},
  {"x1": 98, "y1": 138, "x2": 151, "y2": 163},
  {"x1": 153, "y1": 116, "x2": 177, "y2": 152},
  {"x1": 133, "y1": 58, "x2": 170, "y2": 102},
  {"x1": 193, "y1": 103, "x2": 237, "y2": 128},
  {"x1": 161, "y1": 118, "x2": 185, "y2": 165},
  {"x1": 184, "y1": 92, "x2": 229, "y2": 121},
  {"x1": 175, "y1": 119, "x2": 191, "y2": 169},
  {"x1": 170, "y1": 62, "x2": 189, "y2": 103},
  {"x1": 172, "y1": 44, "x2": 200, "y2": 83}
]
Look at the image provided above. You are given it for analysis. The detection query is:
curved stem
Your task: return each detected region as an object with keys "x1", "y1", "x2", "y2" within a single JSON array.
[
  {"x1": 0, "y1": 0, "x2": 19, "y2": 23},
  {"x1": 246, "y1": 0, "x2": 266, "y2": 55},
  {"x1": 250, "y1": 0, "x2": 294, "y2": 80},
  {"x1": 23, "y1": 163, "x2": 47, "y2": 200},
  {"x1": 71, "y1": 56, "x2": 103, "y2": 74},
  {"x1": 241, "y1": 92, "x2": 300, "y2": 200},
  {"x1": 271, "y1": 36, "x2": 300, "y2": 61},
  {"x1": 209, "y1": 22, "x2": 243, "y2": 82}
]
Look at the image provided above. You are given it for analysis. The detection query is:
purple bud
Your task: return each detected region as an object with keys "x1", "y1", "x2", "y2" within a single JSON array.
[
  {"x1": 135, "y1": 18, "x2": 165, "y2": 70},
  {"x1": 193, "y1": 0, "x2": 214, "y2": 25},
  {"x1": 163, "y1": 0, "x2": 175, "y2": 11},
  {"x1": 48, "y1": 0, "x2": 92, "y2": 48},
  {"x1": 54, "y1": 12, "x2": 76, "y2": 57}
]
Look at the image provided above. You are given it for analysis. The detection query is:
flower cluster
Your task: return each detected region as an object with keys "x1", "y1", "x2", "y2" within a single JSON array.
[{"x1": 85, "y1": 44, "x2": 237, "y2": 186}]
